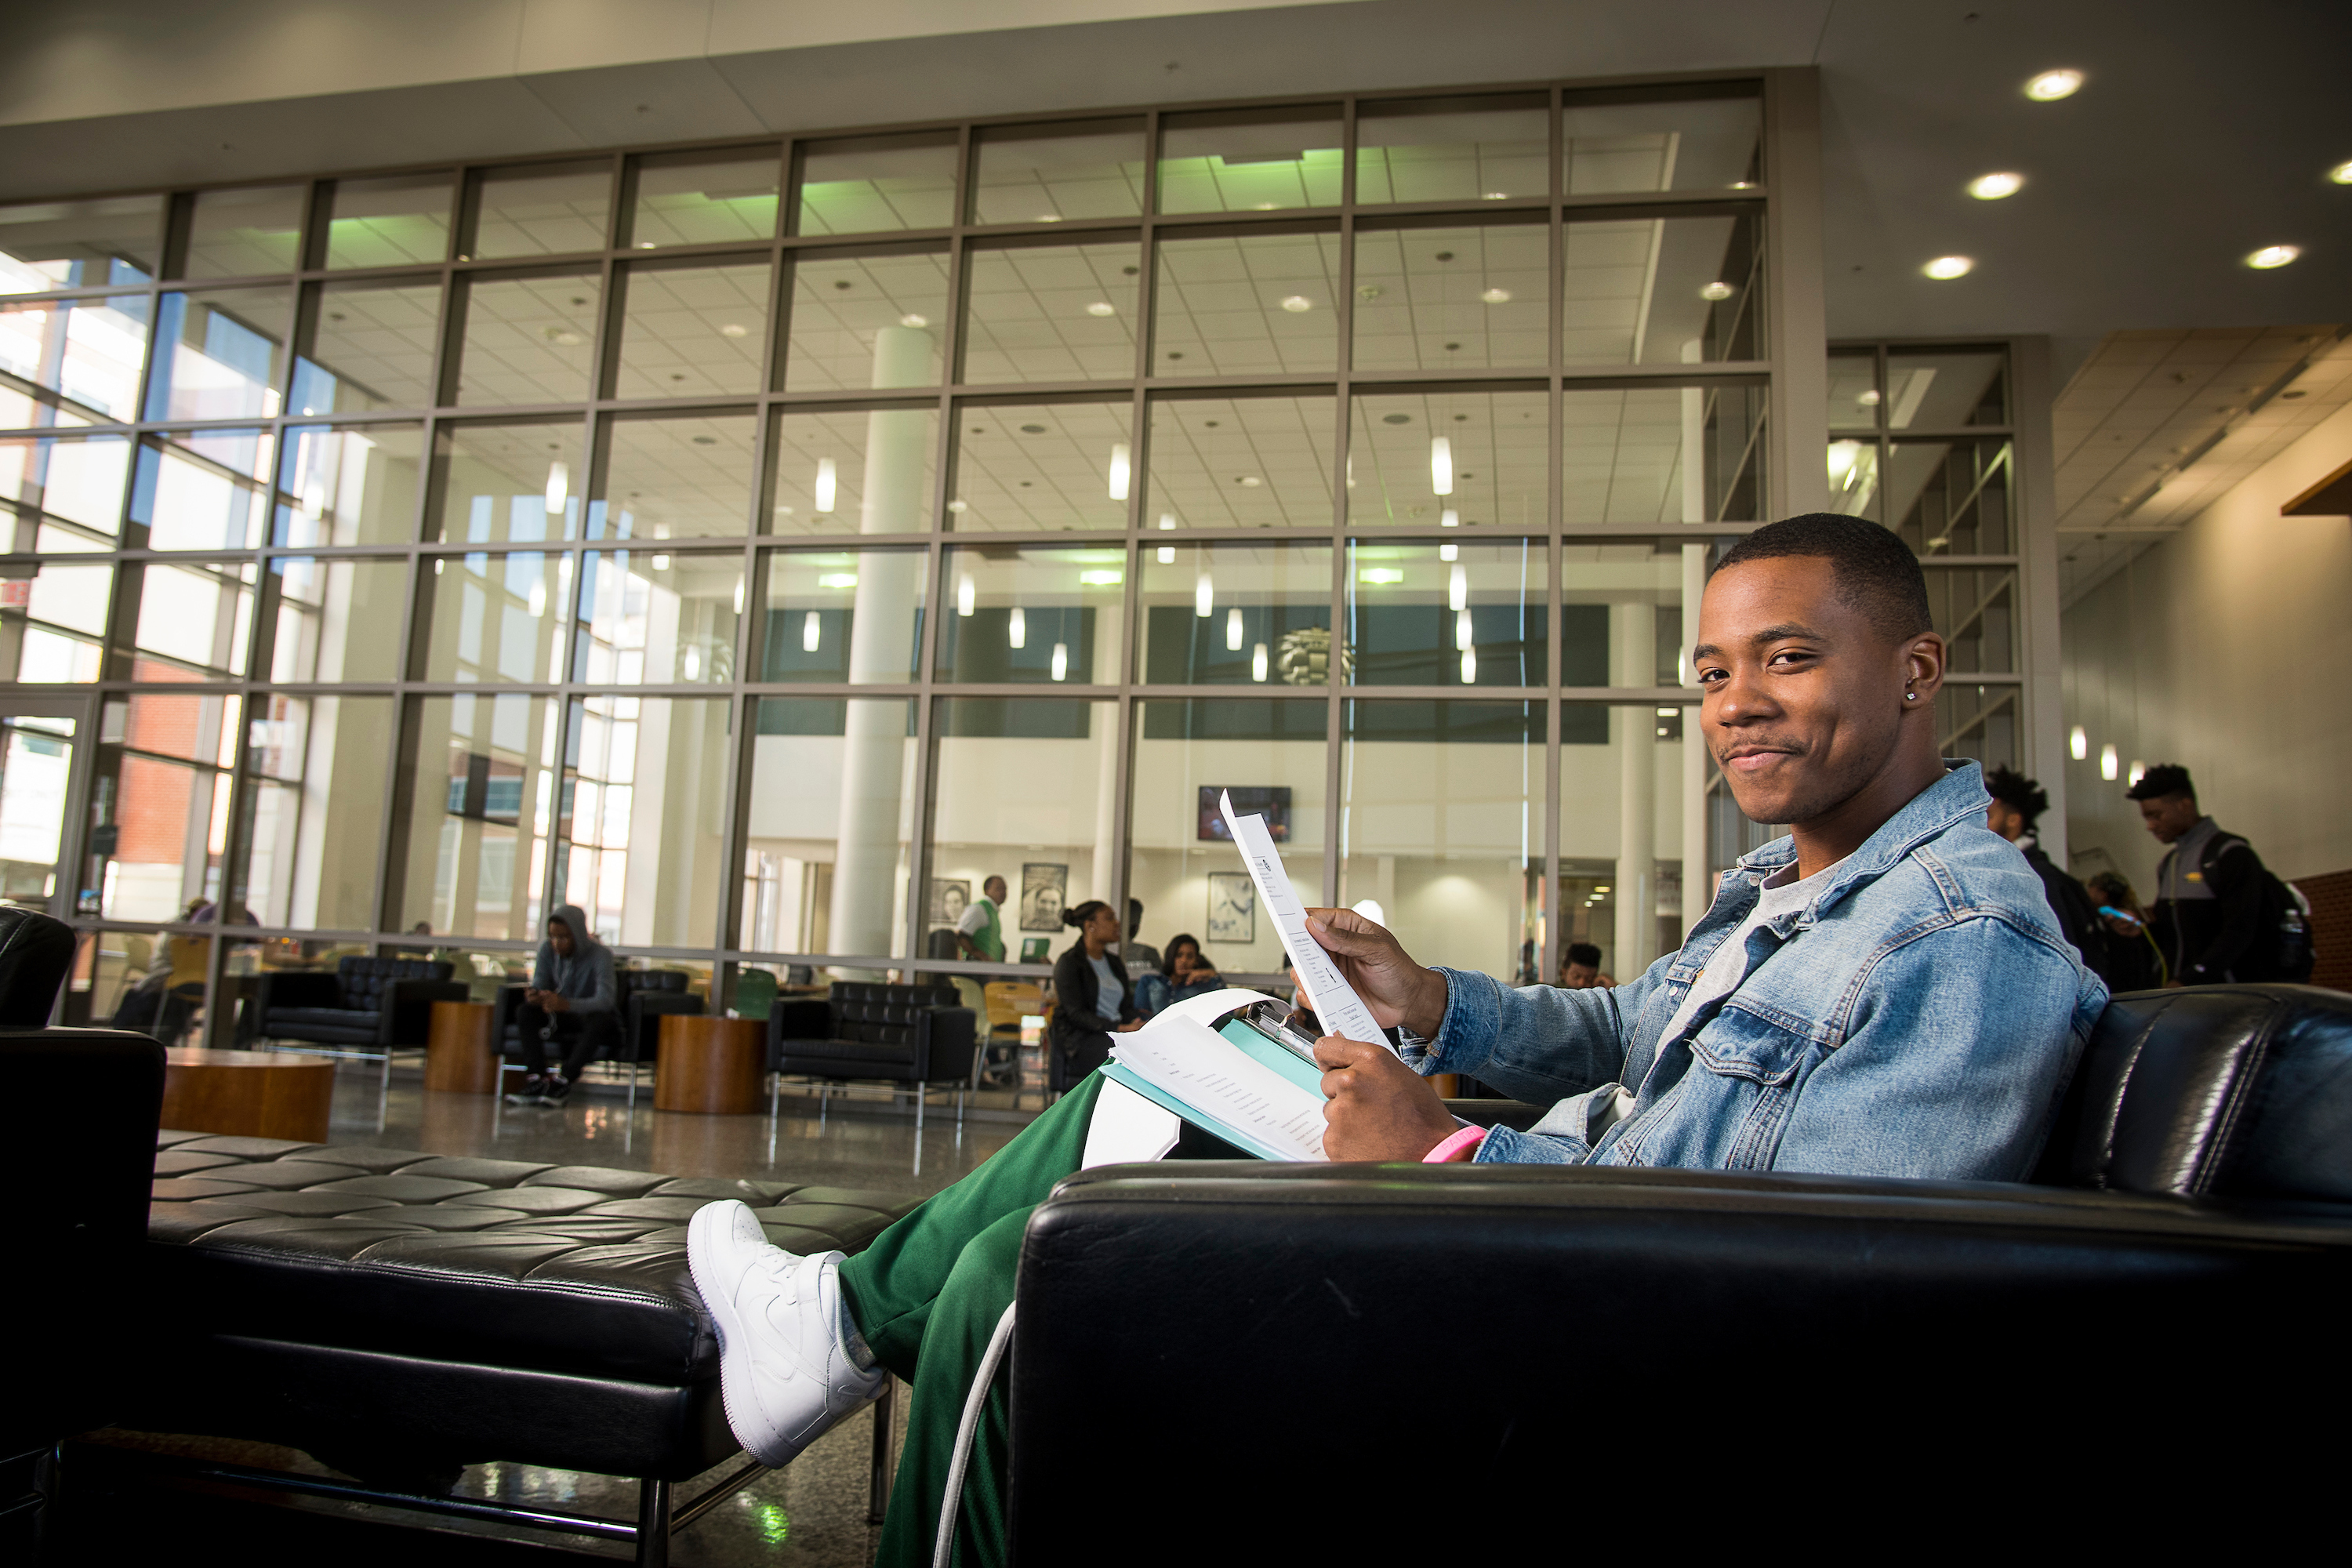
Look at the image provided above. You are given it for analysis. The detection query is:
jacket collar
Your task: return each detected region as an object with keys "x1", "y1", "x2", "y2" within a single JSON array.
[{"x1": 1730, "y1": 760, "x2": 1991, "y2": 930}]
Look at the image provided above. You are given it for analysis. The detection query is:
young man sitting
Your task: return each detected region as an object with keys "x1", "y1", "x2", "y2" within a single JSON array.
[{"x1": 688, "y1": 514, "x2": 2109, "y2": 1566}]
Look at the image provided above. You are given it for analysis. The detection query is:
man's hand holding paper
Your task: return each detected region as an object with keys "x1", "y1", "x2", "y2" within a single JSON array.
[{"x1": 1299, "y1": 904, "x2": 1451, "y2": 1040}]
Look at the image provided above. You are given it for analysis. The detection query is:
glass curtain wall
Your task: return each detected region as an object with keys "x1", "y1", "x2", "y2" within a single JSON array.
[{"x1": 0, "y1": 78, "x2": 1805, "y2": 1034}]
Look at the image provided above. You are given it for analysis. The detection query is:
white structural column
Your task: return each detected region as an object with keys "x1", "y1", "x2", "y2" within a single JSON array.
[
  {"x1": 1681, "y1": 543, "x2": 1711, "y2": 936},
  {"x1": 1088, "y1": 597, "x2": 1122, "y2": 909},
  {"x1": 1613, "y1": 600, "x2": 1657, "y2": 974},
  {"x1": 827, "y1": 325, "x2": 930, "y2": 968}
]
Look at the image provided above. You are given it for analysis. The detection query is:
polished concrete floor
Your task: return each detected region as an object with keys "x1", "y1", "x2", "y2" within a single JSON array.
[{"x1": 85, "y1": 1062, "x2": 1044, "y2": 1565}]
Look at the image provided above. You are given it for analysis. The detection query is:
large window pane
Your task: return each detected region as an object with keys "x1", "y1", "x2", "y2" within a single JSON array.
[
  {"x1": 276, "y1": 423, "x2": 424, "y2": 547},
  {"x1": 1347, "y1": 539, "x2": 1546, "y2": 687},
  {"x1": 1349, "y1": 389, "x2": 1545, "y2": 530},
  {"x1": 91, "y1": 691, "x2": 239, "y2": 920},
  {"x1": 1562, "y1": 700, "x2": 1703, "y2": 984},
  {"x1": 1341, "y1": 699, "x2": 1541, "y2": 982},
  {"x1": 325, "y1": 172, "x2": 453, "y2": 269},
  {"x1": 0, "y1": 195, "x2": 162, "y2": 292},
  {"x1": 614, "y1": 260, "x2": 771, "y2": 400},
  {"x1": 1828, "y1": 350, "x2": 1878, "y2": 433},
  {"x1": 1935, "y1": 683, "x2": 2020, "y2": 775},
  {"x1": 147, "y1": 286, "x2": 291, "y2": 421},
  {"x1": 594, "y1": 412, "x2": 757, "y2": 539},
  {"x1": 2, "y1": 295, "x2": 151, "y2": 420},
  {"x1": 557, "y1": 695, "x2": 730, "y2": 948},
  {"x1": 1356, "y1": 96, "x2": 1549, "y2": 205},
  {"x1": 1152, "y1": 230, "x2": 1339, "y2": 376},
  {"x1": 948, "y1": 401, "x2": 1133, "y2": 533},
  {"x1": 184, "y1": 184, "x2": 307, "y2": 278},
  {"x1": 455, "y1": 274, "x2": 601, "y2": 406},
  {"x1": 1158, "y1": 107, "x2": 1343, "y2": 214},
  {"x1": 930, "y1": 698, "x2": 1118, "y2": 964},
  {"x1": 1146, "y1": 394, "x2": 1334, "y2": 528},
  {"x1": 4, "y1": 557, "x2": 111, "y2": 681},
  {"x1": 630, "y1": 147, "x2": 781, "y2": 249},
  {"x1": 472, "y1": 161, "x2": 612, "y2": 260},
  {"x1": 1138, "y1": 542, "x2": 1331, "y2": 686},
  {"x1": 1559, "y1": 543, "x2": 1690, "y2": 689},
  {"x1": 1561, "y1": 92, "x2": 1760, "y2": 193},
  {"x1": 118, "y1": 561, "x2": 256, "y2": 680},
  {"x1": 237, "y1": 694, "x2": 394, "y2": 929},
  {"x1": 762, "y1": 549, "x2": 925, "y2": 684},
  {"x1": 1923, "y1": 565, "x2": 2017, "y2": 674},
  {"x1": 130, "y1": 429, "x2": 273, "y2": 551},
  {"x1": 1564, "y1": 212, "x2": 1762, "y2": 365},
  {"x1": 400, "y1": 693, "x2": 558, "y2": 940},
  {"x1": 1561, "y1": 384, "x2": 1766, "y2": 525},
  {"x1": 293, "y1": 277, "x2": 443, "y2": 413},
  {"x1": 938, "y1": 546, "x2": 1123, "y2": 684},
  {"x1": 429, "y1": 421, "x2": 584, "y2": 543},
  {"x1": 1888, "y1": 437, "x2": 2013, "y2": 556},
  {"x1": 1352, "y1": 220, "x2": 1548, "y2": 371},
  {"x1": 1889, "y1": 347, "x2": 2009, "y2": 428},
  {"x1": 266, "y1": 557, "x2": 408, "y2": 683},
  {"x1": 971, "y1": 119, "x2": 1145, "y2": 225},
  {"x1": 575, "y1": 550, "x2": 742, "y2": 685},
  {"x1": 781, "y1": 250, "x2": 949, "y2": 392},
  {"x1": 961, "y1": 239, "x2": 1141, "y2": 385},
  {"x1": 744, "y1": 695, "x2": 915, "y2": 960},
  {"x1": 795, "y1": 133, "x2": 957, "y2": 235},
  {"x1": 420, "y1": 550, "x2": 572, "y2": 683},
  {"x1": 768, "y1": 405, "x2": 937, "y2": 535},
  {"x1": 1131, "y1": 697, "x2": 1329, "y2": 976},
  {"x1": 0, "y1": 433, "x2": 130, "y2": 545}
]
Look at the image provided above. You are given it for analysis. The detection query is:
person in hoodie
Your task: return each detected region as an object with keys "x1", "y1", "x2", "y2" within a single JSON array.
[{"x1": 504, "y1": 903, "x2": 618, "y2": 1107}]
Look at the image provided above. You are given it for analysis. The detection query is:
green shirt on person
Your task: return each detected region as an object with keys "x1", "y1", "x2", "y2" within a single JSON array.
[{"x1": 956, "y1": 895, "x2": 1004, "y2": 962}]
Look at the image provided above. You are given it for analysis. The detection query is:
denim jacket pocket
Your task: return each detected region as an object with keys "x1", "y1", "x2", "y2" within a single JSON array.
[
  {"x1": 1625, "y1": 1004, "x2": 1820, "y2": 1168},
  {"x1": 1687, "y1": 1004, "x2": 1814, "y2": 1087}
]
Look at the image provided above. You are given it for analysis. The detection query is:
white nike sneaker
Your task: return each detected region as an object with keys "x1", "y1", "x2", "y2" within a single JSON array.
[{"x1": 688, "y1": 1200, "x2": 884, "y2": 1467}]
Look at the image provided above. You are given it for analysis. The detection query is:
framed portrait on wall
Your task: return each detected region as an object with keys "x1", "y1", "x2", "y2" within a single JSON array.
[
  {"x1": 1207, "y1": 871, "x2": 1255, "y2": 944},
  {"x1": 1018, "y1": 862, "x2": 1069, "y2": 931},
  {"x1": 927, "y1": 879, "x2": 971, "y2": 926}
]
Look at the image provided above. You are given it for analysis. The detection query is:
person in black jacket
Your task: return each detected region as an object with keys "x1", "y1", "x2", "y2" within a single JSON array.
[
  {"x1": 2127, "y1": 763, "x2": 2282, "y2": 985},
  {"x1": 1984, "y1": 766, "x2": 2115, "y2": 985},
  {"x1": 1048, "y1": 899, "x2": 1141, "y2": 1088}
]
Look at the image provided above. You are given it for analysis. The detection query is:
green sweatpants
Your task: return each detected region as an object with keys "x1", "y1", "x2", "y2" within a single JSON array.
[{"x1": 837, "y1": 1072, "x2": 1105, "y2": 1568}]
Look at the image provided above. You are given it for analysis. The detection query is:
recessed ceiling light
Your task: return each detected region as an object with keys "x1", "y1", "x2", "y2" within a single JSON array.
[
  {"x1": 719, "y1": 323, "x2": 748, "y2": 337},
  {"x1": 636, "y1": 241, "x2": 657, "y2": 249},
  {"x1": 1699, "y1": 281, "x2": 1733, "y2": 301},
  {"x1": 1084, "y1": 301, "x2": 1116, "y2": 317},
  {"x1": 1036, "y1": 214, "x2": 1062, "y2": 223},
  {"x1": 1479, "y1": 287, "x2": 1511, "y2": 304},
  {"x1": 1482, "y1": 191, "x2": 1508, "y2": 200},
  {"x1": 2330, "y1": 161, "x2": 2352, "y2": 185},
  {"x1": 2024, "y1": 69, "x2": 2083, "y2": 101},
  {"x1": 1237, "y1": 476, "x2": 1263, "y2": 487},
  {"x1": 1968, "y1": 171, "x2": 2025, "y2": 200},
  {"x1": 900, "y1": 314, "x2": 929, "y2": 327},
  {"x1": 2247, "y1": 245, "x2": 2300, "y2": 269},
  {"x1": 1923, "y1": 256, "x2": 1973, "y2": 280},
  {"x1": 1279, "y1": 296, "x2": 1312, "y2": 313},
  {"x1": 1858, "y1": 389, "x2": 1882, "y2": 405}
]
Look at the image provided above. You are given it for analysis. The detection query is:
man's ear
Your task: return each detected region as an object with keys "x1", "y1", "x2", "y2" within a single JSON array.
[{"x1": 1902, "y1": 630, "x2": 1947, "y2": 703}]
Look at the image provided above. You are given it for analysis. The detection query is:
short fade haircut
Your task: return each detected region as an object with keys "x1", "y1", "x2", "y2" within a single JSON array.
[
  {"x1": 1983, "y1": 765, "x2": 2049, "y2": 830},
  {"x1": 1711, "y1": 513, "x2": 1933, "y2": 644},
  {"x1": 1566, "y1": 942, "x2": 1602, "y2": 967},
  {"x1": 2125, "y1": 762, "x2": 2194, "y2": 803}
]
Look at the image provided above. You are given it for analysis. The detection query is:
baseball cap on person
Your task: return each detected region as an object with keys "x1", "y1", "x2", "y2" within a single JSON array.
[{"x1": 2124, "y1": 762, "x2": 2194, "y2": 802}]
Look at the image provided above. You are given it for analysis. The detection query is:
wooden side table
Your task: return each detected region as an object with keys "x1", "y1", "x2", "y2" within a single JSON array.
[
  {"x1": 162, "y1": 1048, "x2": 336, "y2": 1142},
  {"x1": 655, "y1": 1014, "x2": 765, "y2": 1114},
  {"x1": 425, "y1": 1000, "x2": 499, "y2": 1094}
]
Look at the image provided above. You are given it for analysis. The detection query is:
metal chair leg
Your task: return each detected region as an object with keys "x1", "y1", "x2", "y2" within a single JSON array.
[
  {"x1": 376, "y1": 1049, "x2": 390, "y2": 1133},
  {"x1": 914, "y1": 1085, "x2": 924, "y2": 1138},
  {"x1": 868, "y1": 1374, "x2": 896, "y2": 1526},
  {"x1": 635, "y1": 1476, "x2": 672, "y2": 1567}
]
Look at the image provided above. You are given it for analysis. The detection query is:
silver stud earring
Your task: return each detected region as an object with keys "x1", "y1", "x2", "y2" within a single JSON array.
[{"x1": 1906, "y1": 691, "x2": 1918, "y2": 701}]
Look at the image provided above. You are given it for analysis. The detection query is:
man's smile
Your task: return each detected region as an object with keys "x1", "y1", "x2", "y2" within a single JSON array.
[{"x1": 1719, "y1": 741, "x2": 1803, "y2": 774}]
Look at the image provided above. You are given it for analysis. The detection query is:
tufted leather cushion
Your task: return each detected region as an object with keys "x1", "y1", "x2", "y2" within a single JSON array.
[
  {"x1": 336, "y1": 956, "x2": 454, "y2": 1007},
  {"x1": 2047, "y1": 984, "x2": 2352, "y2": 1200},
  {"x1": 146, "y1": 1132, "x2": 920, "y2": 1385},
  {"x1": 772, "y1": 982, "x2": 975, "y2": 1088}
]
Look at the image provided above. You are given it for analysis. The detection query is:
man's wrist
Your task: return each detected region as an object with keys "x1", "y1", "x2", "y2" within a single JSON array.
[{"x1": 1402, "y1": 967, "x2": 1450, "y2": 1040}]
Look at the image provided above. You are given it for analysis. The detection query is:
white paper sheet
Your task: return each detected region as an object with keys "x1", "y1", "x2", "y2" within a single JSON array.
[
  {"x1": 1111, "y1": 1014, "x2": 1329, "y2": 1162},
  {"x1": 1218, "y1": 790, "x2": 1392, "y2": 1052},
  {"x1": 1080, "y1": 1076, "x2": 1184, "y2": 1167}
]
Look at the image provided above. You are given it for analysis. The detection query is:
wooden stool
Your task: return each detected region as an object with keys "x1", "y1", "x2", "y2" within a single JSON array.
[
  {"x1": 655, "y1": 1014, "x2": 764, "y2": 1114},
  {"x1": 425, "y1": 1000, "x2": 499, "y2": 1094},
  {"x1": 162, "y1": 1048, "x2": 336, "y2": 1142}
]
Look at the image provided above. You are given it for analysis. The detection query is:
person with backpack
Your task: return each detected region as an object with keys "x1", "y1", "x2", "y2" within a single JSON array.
[
  {"x1": 2127, "y1": 764, "x2": 2313, "y2": 985},
  {"x1": 1984, "y1": 767, "x2": 2115, "y2": 985}
]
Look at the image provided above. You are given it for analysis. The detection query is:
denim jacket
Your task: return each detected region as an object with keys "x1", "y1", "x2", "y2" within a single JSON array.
[{"x1": 1410, "y1": 763, "x2": 2110, "y2": 1181}]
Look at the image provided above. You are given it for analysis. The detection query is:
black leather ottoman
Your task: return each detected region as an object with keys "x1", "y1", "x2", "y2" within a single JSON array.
[{"x1": 128, "y1": 1130, "x2": 920, "y2": 1563}]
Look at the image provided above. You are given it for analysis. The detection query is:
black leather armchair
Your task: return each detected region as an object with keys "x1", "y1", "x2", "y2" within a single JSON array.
[
  {"x1": 767, "y1": 981, "x2": 978, "y2": 1132},
  {"x1": 1008, "y1": 985, "x2": 2352, "y2": 1559},
  {"x1": 0, "y1": 906, "x2": 164, "y2": 1554},
  {"x1": 252, "y1": 956, "x2": 469, "y2": 1100},
  {"x1": 492, "y1": 969, "x2": 702, "y2": 1109}
]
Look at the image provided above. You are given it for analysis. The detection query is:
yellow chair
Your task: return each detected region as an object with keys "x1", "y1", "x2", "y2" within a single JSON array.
[{"x1": 983, "y1": 982, "x2": 1044, "y2": 1033}]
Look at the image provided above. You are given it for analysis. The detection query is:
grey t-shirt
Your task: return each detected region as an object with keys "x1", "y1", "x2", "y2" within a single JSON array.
[{"x1": 1087, "y1": 953, "x2": 1126, "y2": 1020}]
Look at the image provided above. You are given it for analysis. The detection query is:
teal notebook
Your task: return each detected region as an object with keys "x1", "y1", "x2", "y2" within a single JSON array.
[{"x1": 1102, "y1": 1016, "x2": 1328, "y2": 1163}]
